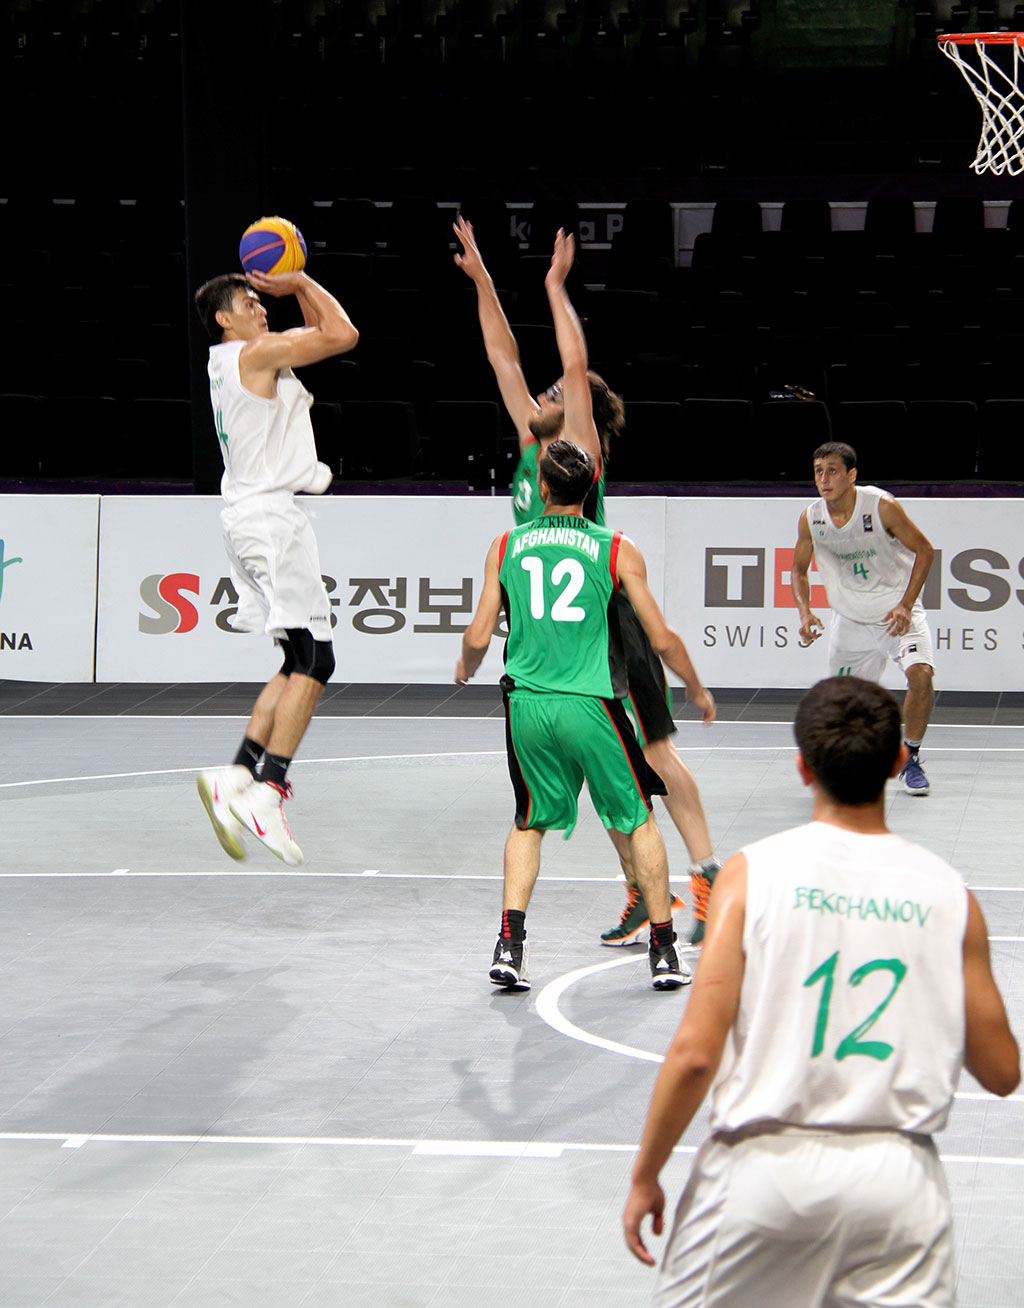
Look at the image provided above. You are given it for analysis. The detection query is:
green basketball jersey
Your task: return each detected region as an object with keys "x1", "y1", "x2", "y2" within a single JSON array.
[
  {"x1": 498, "y1": 514, "x2": 627, "y2": 697},
  {"x1": 511, "y1": 439, "x2": 606, "y2": 527}
]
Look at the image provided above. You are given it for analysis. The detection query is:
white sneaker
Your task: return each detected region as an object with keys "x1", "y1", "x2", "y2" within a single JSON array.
[
  {"x1": 196, "y1": 765, "x2": 251, "y2": 861},
  {"x1": 230, "y1": 779, "x2": 304, "y2": 866}
]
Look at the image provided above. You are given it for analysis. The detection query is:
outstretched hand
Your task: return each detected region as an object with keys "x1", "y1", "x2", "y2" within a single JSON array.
[
  {"x1": 545, "y1": 227, "x2": 575, "y2": 287},
  {"x1": 453, "y1": 215, "x2": 487, "y2": 281}
]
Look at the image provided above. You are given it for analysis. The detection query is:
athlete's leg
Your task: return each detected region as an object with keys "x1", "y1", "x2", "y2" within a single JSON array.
[
  {"x1": 230, "y1": 633, "x2": 334, "y2": 867},
  {"x1": 643, "y1": 736, "x2": 714, "y2": 864},
  {"x1": 264, "y1": 672, "x2": 325, "y2": 759},
  {"x1": 197, "y1": 657, "x2": 292, "y2": 863},
  {"x1": 626, "y1": 814, "x2": 672, "y2": 925},
  {"x1": 502, "y1": 826, "x2": 545, "y2": 912},
  {"x1": 490, "y1": 826, "x2": 543, "y2": 991},
  {"x1": 245, "y1": 672, "x2": 290, "y2": 748},
  {"x1": 903, "y1": 661, "x2": 934, "y2": 744}
]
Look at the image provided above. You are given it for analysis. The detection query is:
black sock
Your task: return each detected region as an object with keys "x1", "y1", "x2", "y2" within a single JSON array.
[
  {"x1": 234, "y1": 737, "x2": 264, "y2": 778},
  {"x1": 650, "y1": 920, "x2": 675, "y2": 950},
  {"x1": 256, "y1": 752, "x2": 292, "y2": 788},
  {"x1": 905, "y1": 739, "x2": 922, "y2": 760},
  {"x1": 501, "y1": 909, "x2": 526, "y2": 942}
]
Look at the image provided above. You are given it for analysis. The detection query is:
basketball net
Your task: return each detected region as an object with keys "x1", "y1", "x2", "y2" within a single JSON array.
[{"x1": 938, "y1": 33, "x2": 1024, "y2": 175}]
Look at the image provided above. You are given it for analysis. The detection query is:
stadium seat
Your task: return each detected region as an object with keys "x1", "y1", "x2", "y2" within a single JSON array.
[
  {"x1": 756, "y1": 400, "x2": 833, "y2": 480},
  {"x1": 906, "y1": 400, "x2": 979, "y2": 479},
  {"x1": 339, "y1": 400, "x2": 420, "y2": 479},
  {"x1": 615, "y1": 400, "x2": 684, "y2": 481},
  {"x1": 979, "y1": 400, "x2": 1024, "y2": 480},
  {"x1": 680, "y1": 398, "x2": 758, "y2": 479},
  {"x1": 130, "y1": 398, "x2": 193, "y2": 479},
  {"x1": 424, "y1": 400, "x2": 502, "y2": 488},
  {"x1": 834, "y1": 401, "x2": 910, "y2": 481}
]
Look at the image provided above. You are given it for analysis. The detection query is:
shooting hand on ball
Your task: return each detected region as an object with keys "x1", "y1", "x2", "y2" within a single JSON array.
[{"x1": 246, "y1": 268, "x2": 306, "y2": 298}]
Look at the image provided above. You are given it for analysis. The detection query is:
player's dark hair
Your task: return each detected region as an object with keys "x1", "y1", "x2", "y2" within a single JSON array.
[
  {"x1": 540, "y1": 440, "x2": 595, "y2": 505},
  {"x1": 588, "y1": 371, "x2": 625, "y2": 459},
  {"x1": 794, "y1": 676, "x2": 902, "y2": 805},
  {"x1": 813, "y1": 441, "x2": 858, "y2": 472},
  {"x1": 194, "y1": 273, "x2": 251, "y2": 339}
]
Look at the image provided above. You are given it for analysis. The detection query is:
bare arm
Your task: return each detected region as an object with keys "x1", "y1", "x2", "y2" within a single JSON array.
[
  {"x1": 623, "y1": 855, "x2": 747, "y2": 1264},
  {"x1": 878, "y1": 495, "x2": 936, "y2": 635},
  {"x1": 241, "y1": 270, "x2": 358, "y2": 381},
  {"x1": 455, "y1": 535, "x2": 503, "y2": 686},
  {"x1": 453, "y1": 216, "x2": 539, "y2": 444},
  {"x1": 792, "y1": 511, "x2": 824, "y2": 645},
  {"x1": 963, "y1": 890, "x2": 1020, "y2": 1096},
  {"x1": 617, "y1": 535, "x2": 715, "y2": 724},
  {"x1": 545, "y1": 230, "x2": 602, "y2": 468}
]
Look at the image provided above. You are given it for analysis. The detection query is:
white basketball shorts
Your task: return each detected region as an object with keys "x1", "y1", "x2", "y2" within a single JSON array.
[
  {"x1": 655, "y1": 1128, "x2": 954, "y2": 1308},
  {"x1": 828, "y1": 603, "x2": 934, "y2": 682},
  {"x1": 220, "y1": 494, "x2": 332, "y2": 643}
]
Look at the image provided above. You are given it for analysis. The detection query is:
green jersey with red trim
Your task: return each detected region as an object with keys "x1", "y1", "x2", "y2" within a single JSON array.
[
  {"x1": 498, "y1": 514, "x2": 627, "y2": 698},
  {"x1": 511, "y1": 439, "x2": 606, "y2": 526}
]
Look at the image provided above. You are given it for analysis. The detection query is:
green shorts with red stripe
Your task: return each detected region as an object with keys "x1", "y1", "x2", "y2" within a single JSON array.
[{"x1": 503, "y1": 685, "x2": 667, "y2": 837}]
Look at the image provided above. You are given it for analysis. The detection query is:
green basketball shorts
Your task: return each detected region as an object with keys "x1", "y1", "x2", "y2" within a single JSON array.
[{"x1": 503, "y1": 686, "x2": 667, "y2": 837}]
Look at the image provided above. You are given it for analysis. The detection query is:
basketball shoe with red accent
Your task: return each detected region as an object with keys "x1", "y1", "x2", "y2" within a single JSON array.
[
  {"x1": 489, "y1": 935, "x2": 530, "y2": 991},
  {"x1": 196, "y1": 765, "x2": 250, "y2": 861},
  {"x1": 230, "y1": 779, "x2": 304, "y2": 866},
  {"x1": 649, "y1": 935, "x2": 692, "y2": 990}
]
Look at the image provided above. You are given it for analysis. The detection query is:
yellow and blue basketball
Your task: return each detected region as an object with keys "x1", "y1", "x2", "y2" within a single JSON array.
[{"x1": 238, "y1": 216, "x2": 307, "y2": 274}]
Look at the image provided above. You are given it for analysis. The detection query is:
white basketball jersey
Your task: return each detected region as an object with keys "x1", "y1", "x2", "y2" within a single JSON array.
[
  {"x1": 208, "y1": 340, "x2": 325, "y2": 505},
  {"x1": 710, "y1": 821, "x2": 968, "y2": 1137},
  {"x1": 807, "y1": 485, "x2": 917, "y2": 623}
]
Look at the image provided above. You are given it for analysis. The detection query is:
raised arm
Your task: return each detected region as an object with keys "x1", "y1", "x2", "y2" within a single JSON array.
[
  {"x1": 792, "y1": 510, "x2": 824, "y2": 646},
  {"x1": 963, "y1": 889, "x2": 1020, "y2": 1096},
  {"x1": 545, "y1": 229, "x2": 602, "y2": 468},
  {"x1": 455, "y1": 534, "x2": 504, "y2": 686},
  {"x1": 453, "y1": 216, "x2": 539, "y2": 444},
  {"x1": 241, "y1": 269, "x2": 358, "y2": 377},
  {"x1": 878, "y1": 494, "x2": 936, "y2": 636},
  {"x1": 616, "y1": 535, "x2": 715, "y2": 725},
  {"x1": 623, "y1": 854, "x2": 747, "y2": 1264}
]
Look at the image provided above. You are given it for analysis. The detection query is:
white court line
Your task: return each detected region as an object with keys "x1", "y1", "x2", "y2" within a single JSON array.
[
  {"x1": 0, "y1": 1129, "x2": 660, "y2": 1158},
  {"x1": 535, "y1": 956, "x2": 673, "y2": 1065},
  {"x1": 0, "y1": 1130, "x2": 1020, "y2": 1166},
  {"x1": 1, "y1": 867, "x2": 1024, "y2": 910},
  {"x1": 0, "y1": 751, "x2": 506, "y2": 790},
  {"x1": 533, "y1": 956, "x2": 1024, "y2": 1104},
  {"x1": 6, "y1": 714, "x2": 1023, "y2": 730},
  {"x1": 5, "y1": 742, "x2": 1024, "y2": 792}
]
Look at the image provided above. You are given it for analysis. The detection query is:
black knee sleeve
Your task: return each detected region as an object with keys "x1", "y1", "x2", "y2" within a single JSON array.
[
  {"x1": 284, "y1": 627, "x2": 336, "y2": 685},
  {"x1": 277, "y1": 639, "x2": 297, "y2": 678}
]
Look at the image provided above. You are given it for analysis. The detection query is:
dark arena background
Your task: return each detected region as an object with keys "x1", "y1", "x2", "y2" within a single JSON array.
[{"x1": 1, "y1": 5, "x2": 1023, "y2": 1308}]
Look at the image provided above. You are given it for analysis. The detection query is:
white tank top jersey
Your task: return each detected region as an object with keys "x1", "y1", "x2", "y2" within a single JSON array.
[
  {"x1": 806, "y1": 485, "x2": 917, "y2": 624},
  {"x1": 207, "y1": 339, "x2": 326, "y2": 505},
  {"x1": 710, "y1": 821, "x2": 968, "y2": 1138}
]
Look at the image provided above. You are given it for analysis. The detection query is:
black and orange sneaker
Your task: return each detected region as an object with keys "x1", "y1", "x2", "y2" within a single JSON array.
[
  {"x1": 601, "y1": 886, "x2": 685, "y2": 946},
  {"x1": 688, "y1": 859, "x2": 722, "y2": 946}
]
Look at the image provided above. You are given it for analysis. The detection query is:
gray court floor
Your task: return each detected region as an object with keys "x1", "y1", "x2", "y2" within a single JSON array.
[{"x1": 1, "y1": 683, "x2": 1022, "y2": 1308}]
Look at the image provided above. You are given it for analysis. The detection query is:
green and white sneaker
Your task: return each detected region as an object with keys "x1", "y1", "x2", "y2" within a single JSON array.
[
  {"x1": 601, "y1": 885, "x2": 685, "y2": 946},
  {"x1": 688, "y1": 859, "x2": 722, "y2": 946}
]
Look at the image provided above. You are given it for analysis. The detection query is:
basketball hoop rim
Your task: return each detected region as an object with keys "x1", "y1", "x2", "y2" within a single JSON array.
[{"x1": 938, "y1": 31, "x2": 1024, "y2": 45}]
